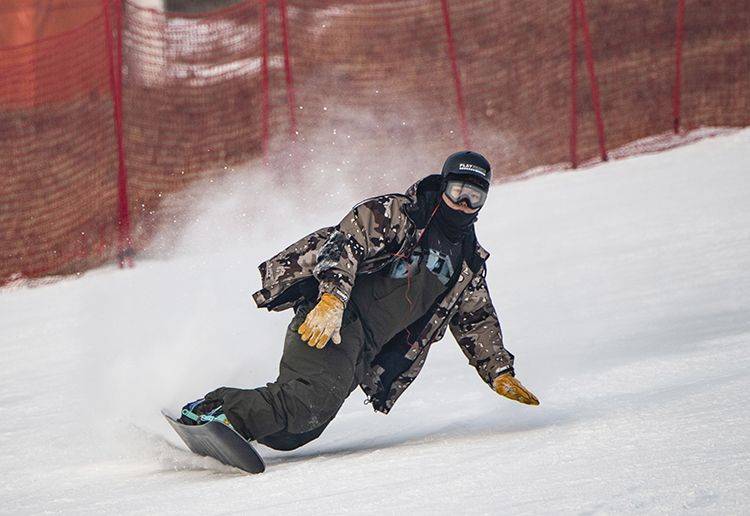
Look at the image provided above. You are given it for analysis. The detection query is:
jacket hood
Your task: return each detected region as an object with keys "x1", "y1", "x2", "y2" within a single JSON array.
[
  {"x1": 404, "y1": 174, "x2": 442, "y2": 202},
  {"x1": 403, "y1": 174, "x2": 443, "y2": 228}
]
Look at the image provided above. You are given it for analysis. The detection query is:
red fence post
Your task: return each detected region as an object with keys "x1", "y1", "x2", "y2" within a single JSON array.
[
  {"x1": 279, "y1": 0, "x2": 298, "y2": 142},
  {"x1": 672, "y1": 0, "x2": 686, "y2": 134},
  {"x1": 440, "y1": 0, "x2": 471, "y2": 149},
  {"x1": 260, "y1": 0, "x2": 270, "y2": 158},
  {"x1": 569, "y1": 0, "x2": 578, "y2": 168},
  {"x1": 577, "y1": 0, "x2": 607, "y2": 161},
  {"x1": 102, "y1": 0, "x2": 133, "y2": 267}
]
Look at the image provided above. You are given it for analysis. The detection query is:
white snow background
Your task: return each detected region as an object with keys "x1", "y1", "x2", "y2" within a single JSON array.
[{"x1": 1, "y1": 129, "x2": 749, "y2": 514}]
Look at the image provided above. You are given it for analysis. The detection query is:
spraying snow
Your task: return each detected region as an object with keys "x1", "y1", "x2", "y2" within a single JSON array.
[{"x1": 2, "y1": 129, "x2": 749, "y2": 513}]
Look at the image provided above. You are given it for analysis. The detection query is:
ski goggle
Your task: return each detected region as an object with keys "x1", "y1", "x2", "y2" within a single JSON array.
[{"x1": 444, "y1": 179, "x2": 488, "y2": 209}]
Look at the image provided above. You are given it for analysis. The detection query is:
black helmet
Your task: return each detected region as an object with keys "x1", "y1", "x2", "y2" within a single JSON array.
[{"x1": 440, "y1": 151, "x2": 492, "y2": 190}]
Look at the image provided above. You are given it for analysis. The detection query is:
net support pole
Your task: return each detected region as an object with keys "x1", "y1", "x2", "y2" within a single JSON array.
[
  {"x1": 260, "y1": 0, "x2": 270, "y2": 158},
  {"x1": 440, "y1": 0, "x2": 471, "y2": 149},
  {"x1": 279, "y1": 0, "x2": 298, "y2": 142},
  {"x1": 102, "y1": 0, "x2": 133, "y2": 267},
  {"x1": 569, "y1": 0, "x2": 578, "y2": 168},
  {"x1": 577, "y1": 0, "x2": 607, "y2": 161},
  {"x1": 672, "y1": 0, "x2": 686, "y2": 134}
]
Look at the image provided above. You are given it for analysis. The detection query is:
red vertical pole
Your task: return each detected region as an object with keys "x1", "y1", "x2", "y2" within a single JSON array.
[
  {"x1": 569, "y1": 0, "x2": 578, "y2": 168},
  {"x1": 278, "y1": 0, "x2": 297, "y2": 142},
  {"x1": 440, "y1": 0, "x2": 471, "y2": 149},
  {"x1": 102, "y1": 0, "x2": 133, "y2": 267},
  {"x1": 577, "y1": 0, "x2": 607, "y2": 161},
  {"x1": 260, "y1": 0, "x2": 270, "y2": 158},
  {"x1": 672, "y1": 0, "x2": 686, "y2": 134}
]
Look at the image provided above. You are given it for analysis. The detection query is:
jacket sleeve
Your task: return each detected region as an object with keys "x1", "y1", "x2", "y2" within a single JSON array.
[
  {"x1": 449, "y1": 273, "x2": 515, "y2": 387},
  {"x1": 313, "y1": 195, "x2": 406, "y2": 304}
]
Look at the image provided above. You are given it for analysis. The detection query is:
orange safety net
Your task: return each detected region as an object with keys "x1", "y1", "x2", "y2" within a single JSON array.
[
  {"x1": 1, "y1": 0, "x2": 748, "y2": 285},
  {"x1": 0, "y1": 0, "x2": 102, "y2": 48},
  {"x1": 0, "y1": 7, "x2": 117, "y2": 282}
]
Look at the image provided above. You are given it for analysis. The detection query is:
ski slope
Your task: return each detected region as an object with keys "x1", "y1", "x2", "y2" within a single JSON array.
[{"x1": 2, "y1": 130, "x2": 749, "y2": 514}]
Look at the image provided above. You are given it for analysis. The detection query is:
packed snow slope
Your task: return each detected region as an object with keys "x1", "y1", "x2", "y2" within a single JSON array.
[{"x1": 2, "y1": 130, "x2": 749, "y2": 514}]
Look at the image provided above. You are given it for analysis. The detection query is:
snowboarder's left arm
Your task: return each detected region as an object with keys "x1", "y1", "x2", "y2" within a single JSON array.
[
  {"x1": 449, "y1": 274, "x2": 539, "y2": 405},
  {"x1": 449, "y1": 274, "x2": 514, "y2": 383}
]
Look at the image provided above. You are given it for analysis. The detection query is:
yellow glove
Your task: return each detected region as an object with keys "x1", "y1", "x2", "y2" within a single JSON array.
[
  {"x1": 298, "y1": 293, "x2": 345, "y2": 349},
  {"x1": 493, "y1": 374, "x2": 540, "y2": 406}
]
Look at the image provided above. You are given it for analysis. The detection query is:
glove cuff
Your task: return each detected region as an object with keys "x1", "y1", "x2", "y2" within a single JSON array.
[
  {"x1": 320, "y1": 292, "x2": 344, "y2": 309},
  {"x1": 318, "y1": 277, "x2": 351, "y2": 305}
]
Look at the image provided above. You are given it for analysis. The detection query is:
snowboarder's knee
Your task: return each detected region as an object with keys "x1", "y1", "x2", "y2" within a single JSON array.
[
  {"x1": 278, "y1": 381, "x2": 346, "y2": 435},
  {"x1": 258, "y1": 421, "x2": 330, "y2": 451}
]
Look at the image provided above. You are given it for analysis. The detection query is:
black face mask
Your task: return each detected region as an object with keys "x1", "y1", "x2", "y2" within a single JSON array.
[{"x1": 434, "y1": 197, "x2": 478, "y2": 242}]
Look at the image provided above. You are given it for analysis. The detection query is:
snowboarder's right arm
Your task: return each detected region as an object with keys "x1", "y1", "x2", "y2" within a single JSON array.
[
  {"x1": 297, "y1": 196, "x2": 406, "y2": 349},
  {"x1": 311, "y1": 196, "x2": 407, "y2": 305}
]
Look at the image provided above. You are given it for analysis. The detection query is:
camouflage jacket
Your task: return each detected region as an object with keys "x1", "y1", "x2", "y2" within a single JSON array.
[{"x1": 252, "y1": 175, "x2": 515, "y2": 414}]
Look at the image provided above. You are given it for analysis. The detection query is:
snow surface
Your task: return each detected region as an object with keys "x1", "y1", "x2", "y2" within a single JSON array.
[{"x1": 2, "y1": 130, "x2": 750, "y2": 514}]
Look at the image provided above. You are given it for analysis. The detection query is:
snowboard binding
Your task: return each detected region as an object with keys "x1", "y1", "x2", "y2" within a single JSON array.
[{"x1": 178, "y1": 398, "x2": 232, "y2": 428}]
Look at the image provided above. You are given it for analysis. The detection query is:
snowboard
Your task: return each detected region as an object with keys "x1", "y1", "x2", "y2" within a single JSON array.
[{"x1": 162, "y1": 410, "x2": 265, "y2": 474}]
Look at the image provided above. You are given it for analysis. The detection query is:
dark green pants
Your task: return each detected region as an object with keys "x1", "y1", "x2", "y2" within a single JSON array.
[{"x1": 207, "y1": 303, "x2": 367, "y2": 451}]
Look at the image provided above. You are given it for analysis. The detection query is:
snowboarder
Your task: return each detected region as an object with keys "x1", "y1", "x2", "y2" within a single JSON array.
[{"x1": 179, "y1": 151, "x2": 539, "y2": 451}]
